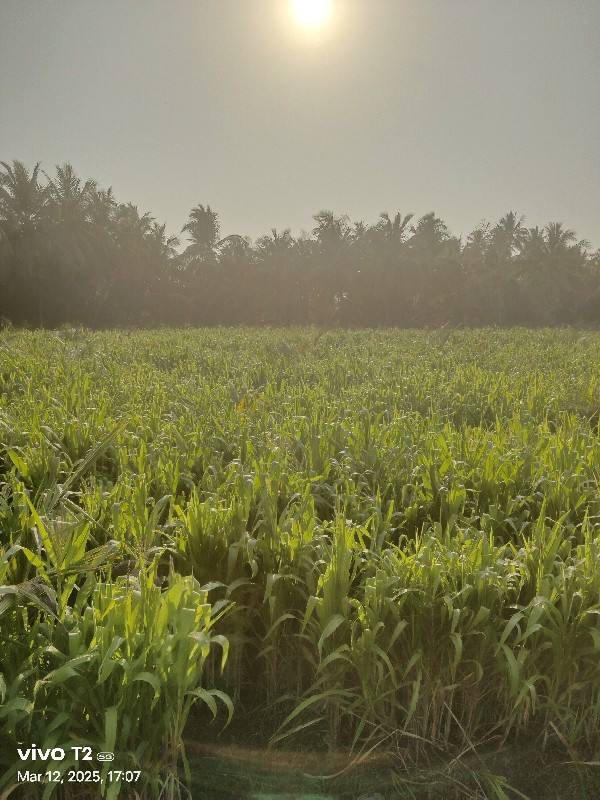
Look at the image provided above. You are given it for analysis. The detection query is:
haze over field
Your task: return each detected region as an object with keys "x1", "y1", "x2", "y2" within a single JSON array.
[
  {"x1": 2, "y1": 5, "x2": 600, "y2": 798},
  {"x1": 1, "y1": 0, "x2": 599, "y2": 246}
]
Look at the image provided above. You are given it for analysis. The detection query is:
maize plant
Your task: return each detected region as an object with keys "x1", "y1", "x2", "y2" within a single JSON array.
[{"x1": 0, "y1": 326, "x2": 599, "y2": 797}]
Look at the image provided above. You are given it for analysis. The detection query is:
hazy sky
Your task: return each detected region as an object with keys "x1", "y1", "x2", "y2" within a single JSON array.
[{"x1": 1, "y1": 0, "x2": 599, "y2": 247}]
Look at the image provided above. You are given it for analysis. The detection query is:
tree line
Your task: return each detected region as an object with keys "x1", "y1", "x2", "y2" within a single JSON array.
[{"x1": 1, "y1": 160, "x2": 598, "y2": 328}]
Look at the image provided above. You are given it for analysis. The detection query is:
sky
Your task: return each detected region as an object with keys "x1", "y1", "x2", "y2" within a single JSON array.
[{"x1": 1, "y1": 0, "x2": 599, "y2": 248}]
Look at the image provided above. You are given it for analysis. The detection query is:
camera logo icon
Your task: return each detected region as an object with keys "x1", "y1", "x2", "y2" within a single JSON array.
[{"x1": 97, "y1": 752, "x2": 115, "y2": 762}]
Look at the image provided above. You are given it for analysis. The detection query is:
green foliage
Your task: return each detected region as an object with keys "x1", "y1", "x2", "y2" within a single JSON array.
[
  {"x1": 1, "y1": 160, "x2": 599, "y2": 327},
  {"x1": 1, "y1": 327, "x2": 600, "y2": 797}
]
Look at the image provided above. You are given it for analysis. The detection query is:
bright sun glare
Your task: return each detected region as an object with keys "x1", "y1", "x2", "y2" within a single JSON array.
[{"x1": 291, "y1": 0, "x2": 333, "y2": 29}]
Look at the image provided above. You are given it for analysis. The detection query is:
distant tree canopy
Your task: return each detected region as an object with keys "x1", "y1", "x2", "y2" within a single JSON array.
[{"x1": 1, "y1": 160, "x2": 599, "y2": 328}]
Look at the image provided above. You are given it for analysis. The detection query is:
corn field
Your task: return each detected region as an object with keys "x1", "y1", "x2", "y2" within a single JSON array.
[{"x1": 1, "y1": 327, "x2": 599, "y2": 799}]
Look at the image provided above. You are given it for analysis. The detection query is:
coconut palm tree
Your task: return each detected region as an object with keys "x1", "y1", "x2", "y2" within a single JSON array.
[
  {"x1": 0, "y1": 160, "x2": 50, "y2": 233},
  {"x1": 46, "y1": 163, "x2": 94, "y2": 225},
  {"x1": 253, "y1": 228, "x2": 297, "y2": 323},
  {"x1": 312, "y1": 210, "x2": 351, "y2": 256},
  {"x1": 309, "y1": 211, "x2": 354, "y2": 322},
  {"x1": 181, "y1": 204, "x2": 220, "y2": 264},
  {"x1": 490, "y1": 211, "x2": 527, "y2": 262},
  {"x1": 409, "y1": 212, "x2": 450, "y2": 256},
  {"x1": 375, "y1": 211, "x2": 414, "y2": 249},
  {"x1": 0, "y1": 160, "x2": 53, "y2": 324},
  {"x1": 514, "y1": 222, "x2": 592, "y2": 323},
  {"x1": 41, "y1": 164, "x2": 108, "y2": 322},
  {"x1": 255, "y1": 227, "x2": 294, "y2": 258},
  {"x1": 86, "y1": 185, "x2": 117, "y2": 229},
  {"x1": 463, "y1": 222, "x2": 492, "y2": 263}
]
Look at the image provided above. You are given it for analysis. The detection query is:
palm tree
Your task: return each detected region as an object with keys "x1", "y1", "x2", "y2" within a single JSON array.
[
  {"x1": 463, "y1": 222, "x2": 491, "y2": 262},
  {"x1": 523, "y1": 226, "x2": 546, "y2": 256},
  {"x1": 543, "y1": 222, "x2": 581, "y2": 257},
  {"x1": 254, "y1": 228, "x2": 297, "y2": 323},
  {"x1": 86, "y1": 185, "x2": 117, "y2": 229},
  {"x1": 0, "y1": 160, "x2": 52, "y2": 324},
  {"x1": 0, "y1": 160, "x2": 50, "y2": 233},
  {"x1": 490, "y1": 211, "x2": 527, "y2": 262},
  {"x1": 348, "y1": 211, "x2": 413, "y2": 325},
  {"x1": 93, "y1": 203, "x2": 159, "y2": 323},
  {"x1": 312, "y1": 210, "x2": 351, "y2": 255},
  {"x1": 409, "y1": 212, "x2": 450, "y2": 256},
  {"x1": 514, "y1": 222, "x2": 592, "y2": 323},
  {"x1": 458, "y1": 223, "x2": 498, "y2": 323},
  {"x1": 181, "y1": 204, "x2": 220, "y2": 264},
  {"x1": 179, "y1": 206, "x2": 221, "y2": 324},
  {"x1": 255, "y1": 227, "x2": 294, "y2": 258},
  {"x1": 148, "y1": 222, "x2": 179, "y2": 261},
  {"x1": 41, "y1": 164, "x2": 107, "y2": 322},
  {"x1": 309, "y1": 211, "x2": 353, "y2": 322},
  {"x1": 375, "y1": 211, "x2": 413, "y2": 249},
  {"x1": 46, "y1": 163, "x2": 95, "y2": 225}
]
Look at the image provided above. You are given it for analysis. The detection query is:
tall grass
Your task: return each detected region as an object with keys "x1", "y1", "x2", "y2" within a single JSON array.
[{"x1": 1, "y1": 327, "x2": 599, "y2": 797}]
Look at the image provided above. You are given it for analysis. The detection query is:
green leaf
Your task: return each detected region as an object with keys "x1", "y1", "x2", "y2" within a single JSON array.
[{"x1": 317, "y1": 613, "x2": 345, "y2": 657}]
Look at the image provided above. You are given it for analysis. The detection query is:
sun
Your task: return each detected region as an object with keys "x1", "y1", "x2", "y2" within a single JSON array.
[{"x1": 291, "y1": 0, "x2": 333, "y2": 29}]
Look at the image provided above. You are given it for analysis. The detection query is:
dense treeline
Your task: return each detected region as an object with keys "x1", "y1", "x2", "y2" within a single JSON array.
[{"x1": 1, "y1": 159, "x2": 599, "y2": 328}]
